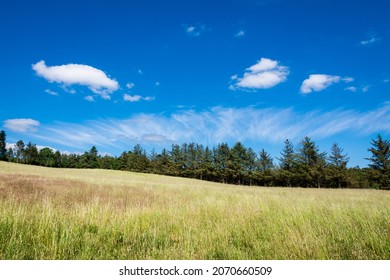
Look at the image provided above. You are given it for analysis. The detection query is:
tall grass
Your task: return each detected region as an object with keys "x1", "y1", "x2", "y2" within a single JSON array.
[{"x1": 0, "y1": 161, "x2": 389, "y2": 259}]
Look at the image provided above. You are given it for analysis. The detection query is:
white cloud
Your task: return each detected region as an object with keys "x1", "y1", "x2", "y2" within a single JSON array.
[
  {"x1": 44, "y1": 89, "x2": 58, "y2": 96},
  {"x1": 300, "y1": 74, "x2": 353, "y2": 94},
  {"x1": 186, "y1": 26, "x2": 196, "y2": 33},
  {"x1": 184, "y1": 24, "x2": 207, "y2": 37},
  {"x1": 126, "y1": 83, "x2": 135, "y2": 89},
  {"x1": 123, "y1": 94, "x2": 154, "y2": 102},
  {"x1": 84, "y1": 96, "x2": 95, "y2": 102},
  {"x1": 32, "y1": 103, "x2": 390, "y2": 152},
  {"x1": 61, "y1": 85, "x2": 76, "y2": 94},
  {"x1": 344, "y1": 85, "x2": 371, "y2": 93},
  {"x1": 3, "y1": 118, "x2": 40, "y2": 132},
  {"x1": 123, "y1": 94, "x2": 142, "y2": 102},
  {"x1": 344, "y1": 86, "x2": 357, "y2": 92},
  {"x1": 143, "y1": 96, "x2": 155, "y2": 101},
  {"x1": 360, "y1": 37, "x2": 378, "y2": 46},
  {"x1": 230, "y1": 58, "x2": 289, "y2": 90},
  {"x1": 342, "y1": 77, "x2": 354, "y2": 83},
  {"x1": 235, "y1": 30, "x2": 245, "y2": 37},
  {"x1": 32, "y1": 60, "x2": 119, "y2": 99}
]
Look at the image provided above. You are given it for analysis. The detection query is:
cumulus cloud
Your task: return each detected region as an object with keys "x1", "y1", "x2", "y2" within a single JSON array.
[
  {"x1": 235, "y1": 30, "x2": 245, "y2": 37},
  {"x1": 126, "y1": 83, "x2": 135, "y2": 89},
  {"x1": 344, "y1": 86, "x2": 370, "y2": 93},
  {"x1": 186, "y1": 26, "x2": 196, "y2": 33},
  {"x1": 344, "y1": 86, "x2": 357, "y2": 92},
  {"x1": 360, "y1": 36, "x2": 379, "y2": 46},
  {"x1": 300, "y1": 74, "x2": 353, "y2": 94},
  {"x1": 3, "y1": 118, "x2": 40, "y2": 132},
  {"x1": 123, "y1": 94, "x2": 142, "y2": 102},
  {"x1": 184, "y1": 24, "x2": 207, "y2": 37},
  {"x1": 230, "y1": 58, "x2": 289, "y2": 90},
  {"x1": 32, "y1": 60, "x2": 119, "y2": 99},
  {"x1": 123, "y1": 94, "x2": 154, "y2": 102},
  {"x1": 143, "y1": 96, "x2": 155, "y2": 101},
  {"x1": 84, "y1": 96, "x2": 95, "y2": 102}
]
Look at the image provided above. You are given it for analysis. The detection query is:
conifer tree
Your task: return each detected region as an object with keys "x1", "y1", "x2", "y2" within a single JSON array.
[
  {"x1": 0, "y1": 130, "x2": 7, "y2": 161},
  {"x1": 297, "y1": 136, "x2": 326, "y2": 188},
  {"x1": 277, "y1": 139, "x2": 296, "y2": 187},
  {"x1": 257, "y1": 149, "x2": 274, "y2": 186},
  {"x1": 366, "y1": 134, "x2": 390, "y2": 189},
  {"x1": 327, "y1": 142, "x2": 350, "y2": 188}
]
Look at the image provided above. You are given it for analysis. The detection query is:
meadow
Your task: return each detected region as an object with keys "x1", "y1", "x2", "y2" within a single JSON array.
[{"x1": 0, "y1": 161, "x2": 389, "y2": 260}]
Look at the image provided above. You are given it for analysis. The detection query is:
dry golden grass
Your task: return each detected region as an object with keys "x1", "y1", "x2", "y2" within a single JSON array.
[{"x1": 0, "y1": 161, "x2": 389, "y2": 260}]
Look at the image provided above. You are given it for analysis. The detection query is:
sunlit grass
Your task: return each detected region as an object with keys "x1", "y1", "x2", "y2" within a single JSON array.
[{"x1": 0, "y1": 161, "x2": 389, "y2": 259}]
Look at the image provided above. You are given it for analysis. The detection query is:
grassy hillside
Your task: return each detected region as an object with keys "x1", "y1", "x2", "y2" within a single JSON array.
[{"x1": 0, "y1": 161, "x2": 389, "y2": 260}]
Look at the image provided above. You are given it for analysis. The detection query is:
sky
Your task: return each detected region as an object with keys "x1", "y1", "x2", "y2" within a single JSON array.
[{"x1": 0, "y1": 0, "x2": 389, "y2": 167}]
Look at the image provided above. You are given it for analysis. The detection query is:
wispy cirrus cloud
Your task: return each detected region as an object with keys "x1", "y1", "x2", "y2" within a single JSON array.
[
  {"x1": 32, "y1": 60, "x2": 119, "y2": 99},
  {"x1": 44, "y1": 89, "x2": 58, "y2": 96},
  {"x1": 3, "y1": 118, "x2": 40, "y2": 132},
  {"x1": 230, "y1": 58, "x2": 289, "y2": 91},
  {"x1": 30, "y1": 103, "x2": 390, "y2": 151},
  {"x1": 300, "y1": 74, "x2": 353, "y2": 94}
]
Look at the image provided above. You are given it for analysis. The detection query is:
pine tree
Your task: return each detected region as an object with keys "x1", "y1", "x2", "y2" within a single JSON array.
[
  {"x1": 15, "y1": 140, "x2": 25, "y2": 163},
  {"x1": 297, "y1": 136, "x2": 326, "y2": 188},
  {"x1": 229, "y1": 142, "x2": 248, "y2": 184},
  {"x1": 278, "y1": 139, "x2": 295, "y2": 171},
  {"x1": 366, "y1": 134, "x2": 390, "y2": 189},
  {"x1": 199, "y1": 146, "x2": 214, "y2": 181},
  {"x1": 24, "y1": 142, "x2": 39, "y2": 165},
  {"x1": 256, "y1": 149, "x2": 274, "y2": 186},
  {"x1": 327, "y1": 142, "x2": 350, "y2": 188},
  {"x1": 277, "y1": 139, "x2": 296, "y2": 187},
  {"x1": 0, "y1": 130, "x2": 7, "y2": 161},
  {"x1": 213, "y1": 143, "x2": 230, "y2": 183}
]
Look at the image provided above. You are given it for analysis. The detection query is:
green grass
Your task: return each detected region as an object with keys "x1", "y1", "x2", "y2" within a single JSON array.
[{"x1": 0, "y1": 161, "x2": 389, "y2": 259}]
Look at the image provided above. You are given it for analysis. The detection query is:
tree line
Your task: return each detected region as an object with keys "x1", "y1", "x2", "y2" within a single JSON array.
[{"x1": 0, "y1": 130, "x2": 388, "y2": 189}]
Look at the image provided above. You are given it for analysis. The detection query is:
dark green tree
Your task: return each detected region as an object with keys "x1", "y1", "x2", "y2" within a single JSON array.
[
  {"x1": 0, "y1": 130, "x2": 7, "y2": 161},
  {"x1": 297, "y1": 137, "x2": 326, "y2": 188},
  {"x1": 38, "y1": 147, "x2": 55, "y2": 167},
  {"x1": 155, "y1": 148, "x2": 173, "y2": 175},
  {"x1": 245, "y1": 147, "x2": 258, "y2": 185},
  {"x1": 7, "y1": 147, "x2": 14, "y2": 162},
  {"x1": 366, "y1": 134, "x2": 390, "y2": 189},
  {"x1": 24, "y1": 142, "x2": 39, "y2": 165},
  {"x1": 256, "y1": 149, "x2": 274, "y2": 186},
  {"x1": 213, "y1": 143, "x2": 230, "y2": 183},
  {"x1": 53, "y1": 151, "x2": 62, "y2": 167},
  {"x1": 229, "y1": 142, "x2": 248, "y2": 184},
  {"x1": 15, "y1": 140, "x2": 25, "y2": 163},
  {"x1": 199, "y1": 146, "x2": 214, "y2": 181},
  {"x1": 277, "y1": 139, "x2": 296, "y2": 187},
  {"x1": 327, "y1": 143, "x2": 350, "y2": 188}
]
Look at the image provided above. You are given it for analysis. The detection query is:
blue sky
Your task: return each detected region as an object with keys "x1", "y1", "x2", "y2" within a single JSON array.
[{"x1": 1, "y1": 0, "x2": 389, "y2": 167}]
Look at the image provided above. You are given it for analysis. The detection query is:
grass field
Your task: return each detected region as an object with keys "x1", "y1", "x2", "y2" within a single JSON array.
[{"x1": 0, "y1": 161, "x2": 389, "y2": 260}]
